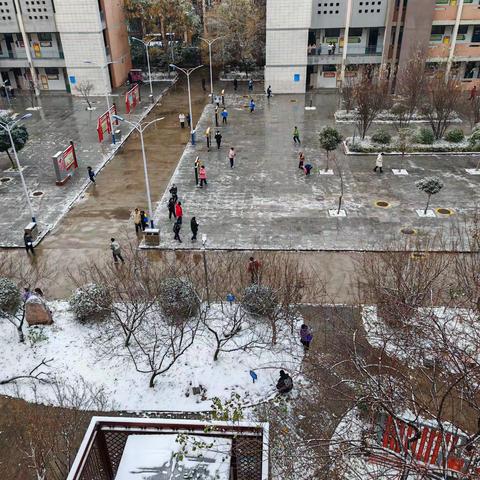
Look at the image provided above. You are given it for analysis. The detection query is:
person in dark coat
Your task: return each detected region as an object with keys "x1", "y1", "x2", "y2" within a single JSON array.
[
  {"x1": 24, "y1": 232, "x2": 35, "y2": 255},
  {"x1": 190, "y1": 217, "x2": 199, "y2": 241},
  {"x1": 300, "y1": 324, "x2": 313, "y2": 352},
  {"x1": 202, "y1": 78, "x2": 206, "y2": 91},
  {"x1": 140, "y1": 210, "x2": 148, "y2": 230},
  {"x1": 304, "y1": 163, "x2": 313, "y2": 176},
  {"x1": 215, "y1": 130, "x2": 222, "y2": 149},
  {"x1": 169, "y1": 184, "x2": 178, "y2": 202},
  {"x1": 233, "y1": 78, "x2": 238, "y2": 91},
  {"x1": 167, "y1": 197, "x2": 176, "y2": 220},
  {"x1": 87, "y1": 166, "x2": 95, "y2": 183},
  {"x1": 173, "y1": 221, "x2": 182, "y2": 243},
  {"x1": 276, "y1": 370, "x2": 293, "y2": 394},
  {"x1": 186, "y1": 113, "x2": 191, "y2": 127}
]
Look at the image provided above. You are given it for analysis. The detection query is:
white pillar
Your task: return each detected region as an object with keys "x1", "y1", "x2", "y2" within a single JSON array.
[
  {"x1": 446, "y1": 0, "x2": 464, "y2": 79},
  {"x1": 339, "y1": 0, "x2": 353, "y2": 87}
]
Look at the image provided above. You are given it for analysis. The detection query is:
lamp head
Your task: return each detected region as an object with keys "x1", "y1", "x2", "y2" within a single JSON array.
[
  {"x1": 202, "y1": 234, "x2": 207, "y2": 246},
  {"x1": 112, "y1": 114, "x2": 124, "y2": 122},
  {"x1": 20, "y1": 113, "x2": 32, "y2": 121}
]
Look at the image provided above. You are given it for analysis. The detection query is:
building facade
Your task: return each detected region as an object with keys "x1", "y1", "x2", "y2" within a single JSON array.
[
  {"x1": 265, "y1": 0, "x2": 480, "y2": 93},
  {"x1": 0, "y1": 0, "x2": 131, "y2": 95}
]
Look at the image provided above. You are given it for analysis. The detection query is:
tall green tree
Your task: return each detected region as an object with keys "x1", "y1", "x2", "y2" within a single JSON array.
[
  {"x1": 319, "y1": 126, "x2": 342, "y2": 171},
  {"x1": 0, "y1": 116, "x2": 29, "y2": 170}
]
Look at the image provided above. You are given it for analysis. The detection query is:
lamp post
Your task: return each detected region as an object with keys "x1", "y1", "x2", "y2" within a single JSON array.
[
  {"x1": 0, "y1": 114, "x2": 35, "y2": 222},
  {"x1": 202, "y1": 233, "x2": 210, "y2": 307},
  {"x1": 113, "y1": 114, "x2": 164, "y2": 228},
  {"x1": 170, "y1": 64, "x2": 203, "y2": 145},
  {"x1": 84, "y1": 58, "x2": 125, "y2": 144},
  {"x1": 200, "y1": 37, "x2": 223, "y2": 104},
  {"x1": 132, "y1": 35, "x2": 161, "y2": 102}
]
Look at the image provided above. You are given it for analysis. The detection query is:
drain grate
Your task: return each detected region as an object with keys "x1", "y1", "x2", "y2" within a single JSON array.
[
  {"x1": 401, "y1": 228, "x2": 416, "y2": 235},
  {"x1": 436, "y1": 208, "x2": 453, "y2": 215},
  {"x1": 375, "y1": 201, "x2": 390, "y2": 208}
]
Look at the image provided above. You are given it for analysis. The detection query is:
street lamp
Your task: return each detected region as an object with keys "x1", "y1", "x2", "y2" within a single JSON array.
[
  {"x1": 200, "y1": 37, "x2": 223, "y2": 104},
  {"x1": 132, "y1": 35, "x2": 161, "y2": 102},
  {"x1": 84, "y1": 57, "x2": 125, "y2": 144},
  {"x1": 0, "y1": 113, "x2": 35, "y2": 222},
  {"x1": 202, "y1": 233, "x2": 210, "y2": 307},
  {"x1": 170, "y1": 64, "x2": 203, "y2": 145},
  {"x1": 112, "y1": 114, "x2": 164, "y2": 228}
]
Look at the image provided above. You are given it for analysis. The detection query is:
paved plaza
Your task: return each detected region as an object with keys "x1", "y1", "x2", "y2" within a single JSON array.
[
  {"x1": 155, "y1": 92, "x2": 480, "y2": 251},
  {"x1": 0, "y1": 81, "x2": 171, "y2": 247}
]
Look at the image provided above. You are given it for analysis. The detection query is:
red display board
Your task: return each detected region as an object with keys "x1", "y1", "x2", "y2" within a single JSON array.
[
  {"x1": 125, "y1": 84, "x2": 140, "y2": 114},
  {"x1": 97, "y1": 104, "x2": 118, "y2": 143},
  {"x1": 57, "y1": 143, "x2": 78, "y2": 172}
]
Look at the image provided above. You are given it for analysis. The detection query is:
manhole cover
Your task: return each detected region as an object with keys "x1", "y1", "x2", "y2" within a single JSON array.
[
  {"x1": 401, "y1": 228, "x2": 416, "y2": 235},
  {"x1": 290, "y1": 99, "x2": 297, "y2": 102},
  {"x1": 0, "y1": 177, "x2": 11, "y2": 183},
  {"x1": 436, "y1": 208, "x2": 453, "y2": 215},
  {"x1": 32, "y1": 191, "x2": 44, "y2": 197},
  {"x1": 375, "y1": 201, "x2": 390, "y2": 208},
  {"x1": 411, "y1": 252, "x2": 426, "y2": 260}
]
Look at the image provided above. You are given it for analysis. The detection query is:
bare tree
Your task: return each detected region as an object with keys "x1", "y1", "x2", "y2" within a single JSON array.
[
  {"x1": 75, "y1": 80, "x2": 94, "y2": 110},
  {"x1": 352, "y1": 73, "x2": 390, "y2": 139},
  {"x1": 0, "y1": 358, "x2": 52, "y2": 385},
  {"x1": 457, "y1": 93, "x2": 480, "y2": 129},
  {"x1": 420, "y1": 71, "x2": 463, "y2": 140}
]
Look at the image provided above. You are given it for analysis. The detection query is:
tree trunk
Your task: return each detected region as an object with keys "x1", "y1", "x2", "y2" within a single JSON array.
[
  {"x1": 6, "y1": 149, "x2": 15, "y2": 169},
  {"x1": 213, "y1": 344, "x2": 221, "y2": 361},
  {"x1": 424, "y1": 193, "x2": 431, "y2": 214},
  {"x1": 149, "y1": 371, "x2": 158, "y2": 388},
  {"x1": 325, "y1": 150, "x2": 329, "y2": 171},
  {"x1": 271, "y1": 320, "x2": 277, "y2": 345},
  {"x1": 17, "y1": 325, "x2": 24, "y2": 343},
  {"x1": 124, "y1": 331, "x2": 132, "y2": 347},
  {"x1": 337, "y1": 193, "x2": 343, "y2": 215}
]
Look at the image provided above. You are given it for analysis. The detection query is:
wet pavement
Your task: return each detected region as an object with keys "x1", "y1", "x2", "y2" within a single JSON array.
[
  {"x1": 0, "y1": 81, "x2": 173, "y2": 247},
  {"x1": 155, "y1": 92, "x2": 480, "y2": 251}
]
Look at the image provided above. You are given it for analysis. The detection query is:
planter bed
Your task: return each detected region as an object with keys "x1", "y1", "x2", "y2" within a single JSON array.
[{"x1": 335, "y1": 109, "x2": 462, "y2": 124}]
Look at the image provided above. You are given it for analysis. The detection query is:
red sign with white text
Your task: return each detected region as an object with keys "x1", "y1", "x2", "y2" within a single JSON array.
[
  {"x1": 97, "y1": 104, "x2": 118, "y2": 142},
  {"x1": 58, "y1": 143, "x2": 78, "y2": 172}
]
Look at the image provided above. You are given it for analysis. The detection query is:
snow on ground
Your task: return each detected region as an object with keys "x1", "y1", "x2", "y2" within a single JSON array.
[
  {"x1": 362, "y1": 305, "x2": 479, "y2": 367},
  {"x1": 0, "y1": 302, "x2": 302, "y2": 411}
]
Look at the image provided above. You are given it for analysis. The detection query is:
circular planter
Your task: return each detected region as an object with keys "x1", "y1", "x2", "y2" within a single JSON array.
[
  {"x1": 401, "y1": 228, "x2": 417, "y2": 236},
  {"x1": 32, "y1": 191, "x2": 44, "y2": 197},
  {"x1": 435, "y1": 208, "x2": 454, "y2": 216},
  {"x1": 375, "y1": 200, "x2": 390, "y2": 208}
]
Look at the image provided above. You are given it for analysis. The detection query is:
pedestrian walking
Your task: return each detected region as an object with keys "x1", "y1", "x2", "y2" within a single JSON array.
[
  {"x1": 276, "y1": 370, "x2": 293, "y2": 394},
  {"x1": 374, "y1": 152, "x2": 384, "y2": 173},
  {"x1": 470, "y1": 85, "x2": 477, "y2": 100},
  {"x1": 186, "y1": 113, "x2": 191, "y2": 127},
  {"x1": 215, "y1": 130, "x2": 222, "y2": 149},
  {"x1": 175, "y1": 201, "x2": 183, "y2": 223},
  {"x1": 215, "y1": 106, "x2": 219, "y2": 127},
  {"x1": 233, "y1": 78, "x2": 238, "y2": 91},
  {"x1": 266, "y1": 85, "x2": 272, "y2": 99},
  {"x1": 22, "y1": 286, "x2": 32, "y2": 302},
  {"x1": 199, "y1": 165, "x2": 207, "y2": 188},
  {"x1": 214, "y1": 95, "x2": 221, "y2": 107},
  {"x1": 300, "y1": 324, "x2": 313, "y2": 352},
  {"x1": 110, "y1": 238, "x2": 125, "y2": 263},
  {"x1": 179, "y1": 112, "x2": 185, "y2": 128},
  {"x1": 194, "y1": 156, "x2": 200, "y2": 185},
  {"x1": 190, "y1": 216, "x2": 199, "y2": 241},
  {"x1": 87, "y1": 166, "x2": 95, "y2": 183},
  {"x1": 247, "y1": 256, "x2": 261, "y2": 283},
  {"x1": 169, "y1": 184, "x2": 178, "y2": 202},
  {"x1": 140, "y1": 210, "x2": 149, "y2": 230},
  {"x1": 228, "y1": 147, "x2": 236, "y2": 168},
  {"x1": 173, "y1": 221, "x2": 182, "y2": 243},
  {"x1": 221, "y1": 108, "x2": 228, "y2": 124},
  {"x1": 249, "y1": 98, "x2": 255, "y2": 113},
  {"x1": 24, "y1": 232, "x2": 35, "y2": 255},
  {"x1": 327, "y1": 42, "x2": 333, "y2": 55},
  {"x1": 133, "y1": 207, "x2": 142, "y2": 233},
  {"x1": 221, "y1": 89, "x2": 225, "y2": 106},
  {"x1": 304, "y1": 163, "x2": 313, "y2": 175},
  {"x1": 167, "y1": 197, "x2": 176, "y2": 220},
  {"x1": 298, "y1": 151, "x2": 305, "y2": 170},
  {"x1": 332, "y1": 42, "x2": 336, "y2": 54},
  {"x1": 202, "y1": 78, "x2": 206, "y2": 91},
  {"x1": 248, "y1": 79, "x2": 253, "y2": 92},
  {"x1": 206, "y1": 127, "x2": 211, "y2": 150},
  {"x1": 293, "y1": 126, "x2": 301, "y2": 144}
]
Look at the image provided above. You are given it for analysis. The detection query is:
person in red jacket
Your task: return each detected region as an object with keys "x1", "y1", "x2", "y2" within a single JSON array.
[
  {"x1": 199, "y1": 165, "x2": 207, "y2": 188},
  {"x1": 175, "y1": 201, "x2": 183, "y2": 224}
]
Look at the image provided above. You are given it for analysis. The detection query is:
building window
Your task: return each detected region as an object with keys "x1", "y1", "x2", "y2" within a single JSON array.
[
  {"x1": 325, "y1": 28, "x2": 340, "y2": 38},
  {"x1": 349, "y1": 28, "x2": 363, "y2": 37},
  {"x1": 37, "y1": 32, "x2": 51, "y2": 41},
  {"x1": 45, "y1": 67, "x2": 58, "y2": 79}
]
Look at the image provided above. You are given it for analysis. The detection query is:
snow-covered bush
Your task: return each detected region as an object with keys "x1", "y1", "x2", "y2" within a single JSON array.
[
  {"x1": 0, "y1": 277, "x2": 20, "y2": 315},
  {"x1": 241, "y1": 284, "x2": 277, "y2": 317},
  {"x1": 444, "y1": 128, "x2": 464, "y2": 143},
  {"x1": 158, "y1": 278, "x2": 199, "y2": 321},
  {"x1": 371, "y1": 129, "x2": 391, "y2": 145},
  {"x1": 69, "y1": 283, "x2": 112, "y2": 322},
  {"x1": 469, "y1": 128, "x2": 480, "y2": 148},
  {"x1": 416, "y1": 127, "x2": 435, "y2": 145}
]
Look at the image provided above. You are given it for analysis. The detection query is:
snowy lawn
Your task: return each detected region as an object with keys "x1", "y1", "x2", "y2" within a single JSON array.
[{"x1": 0, "y1": 302, "x2": 303, "y2": 411}]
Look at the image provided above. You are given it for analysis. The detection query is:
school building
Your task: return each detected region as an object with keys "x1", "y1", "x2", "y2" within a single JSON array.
[
  {"x1": 0, "y1": 0, "x2": 131, "y2": 95},
  {"x1": 265, "y1": 0, "x2": 480, "y2": 93}
]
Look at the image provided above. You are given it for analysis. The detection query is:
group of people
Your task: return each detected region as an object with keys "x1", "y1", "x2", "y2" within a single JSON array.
[
  {"x1": 132, "y1": 208, "x2": 150, "y2": 233},
  {"x1": 307, "y1": 42, "x2": 337, "y2": 55},
  {"x1": 275, "y1": 324, "x2": 313, "y2": 394},
  {"x1": 166, "y1": 183, "x2": 199, "y2": 243},
  {"x1": 178, "y1": 112, "x2": 191, "y2": 129}
]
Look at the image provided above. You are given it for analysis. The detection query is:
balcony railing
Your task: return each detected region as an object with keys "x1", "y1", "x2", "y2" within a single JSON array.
[{"x1": 307, "y1": 45, "x2": 382, "y2": 57}]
